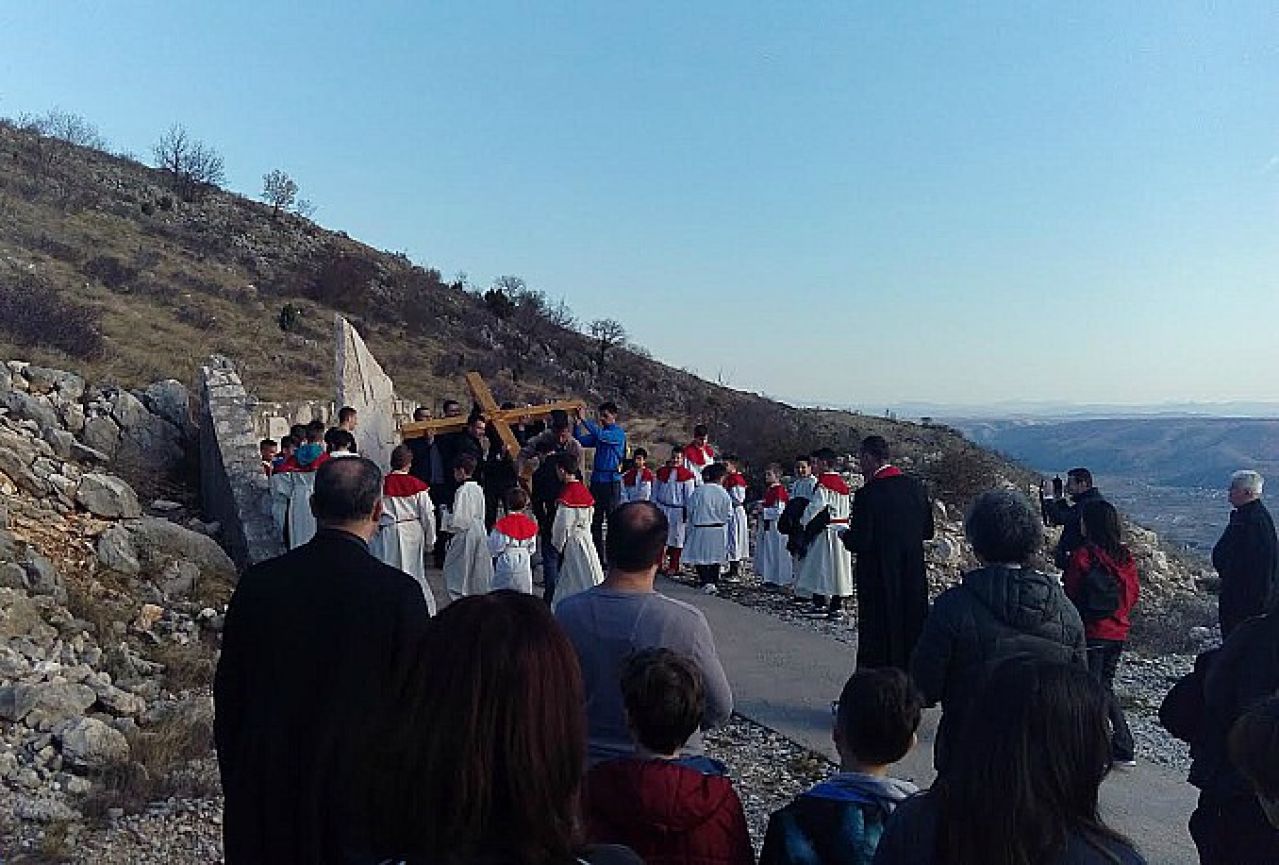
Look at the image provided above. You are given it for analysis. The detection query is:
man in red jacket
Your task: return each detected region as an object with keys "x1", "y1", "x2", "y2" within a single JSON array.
[{"x1": 583, "y1": 649, "x2": 752, "y2": 865}]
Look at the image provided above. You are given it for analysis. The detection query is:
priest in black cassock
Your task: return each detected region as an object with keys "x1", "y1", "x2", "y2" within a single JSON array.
[
  {"x1": 214, "y1": 457, "x2": 430, "y2": 864},
  {"x1": 843, "y1": 435, "x2": 935, "y2": 670}
]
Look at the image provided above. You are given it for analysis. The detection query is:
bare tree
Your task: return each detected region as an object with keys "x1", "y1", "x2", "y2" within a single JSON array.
[
  {"x1": 15, "y1": 108, "x2": 105, "y2": 176},
  {"x1": 153, "y1": 124, "x2": 225, "y2": 199},
  {"x1": 295, "y1": 198, "x2": 317, "y2": 219},
  {"x1": 588, "y1": 318, "x2": 628, "y2": 381},
  {"x1": 261, "y1": 169, "x2": 299, "y2": 218}
]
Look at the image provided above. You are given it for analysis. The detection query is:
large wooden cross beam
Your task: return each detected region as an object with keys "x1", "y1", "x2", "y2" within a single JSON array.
[{"x1": 400, "y1": 372, "x2": 585, "y2": 457}]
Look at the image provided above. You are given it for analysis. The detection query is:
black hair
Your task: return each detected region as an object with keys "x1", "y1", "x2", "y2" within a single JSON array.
[
  {"x1": 934, "y1": 659, "x2": 1133, "y2": 865},
  {"x1": 554, "y1": 452, "x2": 581, "y2": 478},
  {"x1": 413, "y1": 406, "x2": 431, "y2": 421},
  {"x1": 453, "y1": 453, "x2": 478, "y2": 476},
  {"x1": 442, "y1": 399, "x2": 461, "y2": 413},
  {"x1": 1067, "y1": 467, "x2": 1094, "y2": 488},
  {"x1": 620, "y1": 648, "x2": 704, "y2": 756},
  {"x1": 964, "y1": 489, "x2": 1042, "y2": 564},
  {"x1": 607, "y1": 502, "x2": 668, "y2": 572},
  {"x1": 702, "y1": 463, "x2": 728, "y2": 484},
  {"x1": 290, "y1": 424, "x2": 307, "y2": 441},
  {"x1": 280, "y1": 435, "x2": 296, "y2": 449},
  {"x1": 306, "y1": 419, "x2": 326, "y2": 440},
  {"x1": 598, "y1": 401, "x2": 619, "y2": 415},
  {"x1": 327, "y1": 429, "x2": 357, "y2": 453},
  {"x1": 1080, "y1": 499, "x2": 1131, "y2": 564},
  {"x1": 506, "y1": 487, "x2": 531, "y2": 512},
  {"x1": 812, "y1": 447, "x2": 837, "y2": 462},
  {"x1": 391, "y1": 444, "x2": 414, "y2": 470},
  {"x1": 860, "y1": 435, "x2": 891, "y2": 462},
  {"x1": 836, "y1": 668, "x2": 923, "y2": 766},
  {"x1": 260, "y1": 438, "x2": 277, "y2": 450},
  {"x1": 633, "y1": 447, "x2": 648, "y2": 460},
  {"x1": 338, "y1": 405, "x2": 358, "y2": 424},
  {"x1": 693, "y1": 424, "x2": 708, "y2": 438},
  {"x1": 312, "y1": 457, "x2": 382, "y2": 523}
]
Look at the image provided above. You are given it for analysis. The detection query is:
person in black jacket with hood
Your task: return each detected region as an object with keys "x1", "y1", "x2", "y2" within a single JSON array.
[
  {"x1": 1043, "y1": 467, "x2": 1105, "y2": 570},
  {"x1": 1212, "y1": 469, "x2": 1279, "y2": 637},
  {"x1": 910, "y1": 488, "x2": 1087, "y2": 774}
]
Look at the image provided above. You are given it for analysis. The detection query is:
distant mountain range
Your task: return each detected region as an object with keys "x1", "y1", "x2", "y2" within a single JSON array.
[{"x1": 782, "y1": 398, "x2": 1279, "y2": 420}]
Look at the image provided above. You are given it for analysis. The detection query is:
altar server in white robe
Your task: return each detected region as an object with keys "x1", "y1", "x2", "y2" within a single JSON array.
[
  {"x1": 654, "y1": 446, "x2": 697, "y2": 575},
  {"x1": 374, "y1": 445, "x2": 438, "y2": 612},
  {"x1": 681, "y1": 424, "x2": 716, "y2": 486},
  {"x1": 442, "y1": 453, "x2": 493, "y2": 600},
  {"x1": 550, "y1": 454, "x2": 604, "y2": 610},
  {"x1": 722, "y1": 457, "x2": 750, "y2": 576},
  {"x1": 488, "y1": 487, "x2": 539, "y2": 594},
  {"x1": 786, "y1": 455, "x2": 818, "y2": 592},
  {"x1": 794, "y1": 448, "x2": 853, "y2": 620},
  {"x1": 621, "y1": 448, "x2": 654, "y2": 503},
  {"x1": 755, "y1": 464, "x2": 793, "y2": 589},
  {"x1": 684, "y1": 463, "x2": 733, "y2": 595}
]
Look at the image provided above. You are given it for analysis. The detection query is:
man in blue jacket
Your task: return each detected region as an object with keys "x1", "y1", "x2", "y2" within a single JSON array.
[{"x1": 575, "y1": 401, "x2": 627, "y2": 562}]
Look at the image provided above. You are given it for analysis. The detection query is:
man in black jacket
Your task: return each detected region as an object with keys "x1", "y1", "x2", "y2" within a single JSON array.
[
  {"x1": 214, "y1": 457, "x2": 431, "y2": 864},
  {"x1": 843, "y1": 436, "x2": 935, "y2": 670},
  {"x1": 1043, "y1": 467, "x2": 1105, "y2": 570},
  {"x1": 1213, "y1": 469, "x2": 1279, "y2": 637}
]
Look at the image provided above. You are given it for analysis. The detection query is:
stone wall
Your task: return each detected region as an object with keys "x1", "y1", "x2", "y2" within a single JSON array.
[
  {"x1": 196, "y1": 356, "x2": 284, "y2": 570},
  {"x1": 250, "y1": 399, "x2": 416, "y2": 442}
]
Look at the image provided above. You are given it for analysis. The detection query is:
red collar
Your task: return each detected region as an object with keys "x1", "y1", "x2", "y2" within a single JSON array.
[
  {"x1": 383, "y1": 473, "x2": 429, "y2": 497},
  {"x1": 873, "y1": 465, "x2": 903, "y2": 480},
  {"x1": 682, "y1": 443, "x2": 714, "y2": 465},
  {"x1": 623, "y1": 467, "x2": 655, "y2": 485},
  {"x1": 558, "y1": 481, "x2": 596, "y2": 508},
  {"x1": 763, "y1": 483, "x2": 790, "y2": 507},
  {"x1": 817, "y1": 472, "x2": 851, "y2": 495},
  {"x1": 494, "y1": 512, "x2": 539, "y2": 541},
  {"x1": 658, "y1": 465, "x2": 695, "y2": 483},
  {"x1": 722, "y1": 472, "x2": 746, "y2": 489}
]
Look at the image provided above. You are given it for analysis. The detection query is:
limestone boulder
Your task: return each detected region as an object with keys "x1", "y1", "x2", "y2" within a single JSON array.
[
  {"x1": 57, "y1": 717, "x2": 130, "y2": 770},
  {"x1": 142, "y1": 379, "x2": 191, "y2": 432},
  {"x1": 81, "y1": 414, "x2": 121, "y2": 457},
  {"x1": 19, "y1": 552, "x2": 65, "y2": 603},
  {"x1": 125, "y1": 517, "x2": 236, "y2": 583},
  {"x1": 75, "y1": 473, "x2": 142, "y2": 519},
  {"x1": 0, "y1": 588, "x2": 57, "y2": 644},
  {"x1": 335, "y1": 315, "x2": 399, "y2": 470},
  {"x1": 23, "y1": 366, "x2": 85, "y2": 402},
  {"x1": 0, "y1": 682, "x2": 96, "y2": 725},
  {"x1": 90, "y1": 681, "x2": 147, "y2": 717},
  {"x1": 2, "y1": 390, "x2": 60, "y2": 432},
  {"x1": 96, "y1": 525, "x2": 141, "y2": 575}
]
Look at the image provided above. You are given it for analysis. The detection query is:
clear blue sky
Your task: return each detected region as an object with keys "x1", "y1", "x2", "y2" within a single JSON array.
[{"x1": 2, "y1": 3, "x2": 1276, "y2": 407}]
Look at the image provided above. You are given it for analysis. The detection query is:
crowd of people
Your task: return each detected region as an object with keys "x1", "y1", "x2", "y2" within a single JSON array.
[{"x1": 225, "y1": 402, "x2": 1279, "y2": 865}]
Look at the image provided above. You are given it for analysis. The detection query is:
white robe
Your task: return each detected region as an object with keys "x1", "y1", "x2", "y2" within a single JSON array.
[
  {"x1": 269, "y1": 471, "x2": 292, "y2": 544},
  {"x1": 283, "y1": 470, "x2": 318, "y2": 550},
  {"x1": 654, "y1": 466, "x2": 696, "y2": 548},
  {"x1": 755, "y1": 485, "x2": 794, "y2": 586},
  {"x1": 788, "y1": 475, "x2": 819, "y2": 593},
  {"x1": 682, "y1": 444, "x2": 715, "y2": 486},
  {"x1": 724, "y1": 478, "x2": 749, "y2": 563},
  {"x1": 621, "y1": 469, "x2": 654, "y2": 504},
  {"x1": 488, "y1": 513, "x2": 538, "y2": 594},
  {"x1": 373, "y1": 480, "x2": 438, "y2": 614},
  {"x1": 794, "y1": 475, "x2": 853, "y2": 599},
  {"x1": 682, "y1": 483, "x2": 732, "y2": 566},
  {"x1": 551, "y1": 501, "x2": 603, "y2": 610},
  {"x1": 443, "y1": 481, "x2": 493, "y2": 600}
]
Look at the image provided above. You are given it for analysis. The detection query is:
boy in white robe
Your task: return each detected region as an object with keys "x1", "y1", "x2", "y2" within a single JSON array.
[
  {"x1": 442, "y1": 453, "x2": 494, "y2": 600},
  {"x1": 550, "y1": 454, "x2": 605, "y2": 610},
  {"x1": 621, "y1": 448, "x2": 654, "y2": 503},
  {"x1": 654, "y1": 445, "x2": 697, "y2": 575},
  {"x1": 374, "y1": 445, "x2": 438, "y2": 613},
  {"x1": 681, "y1": 424, "x2": 716, "y2": 486},
  {"x1": 787, "y1": 455, "x2": 818, "y2": 596},
  {"x1": 722, "y1": 456, "x2": 750, "y2": 577},
  {"x1": 794, "y1": 448, "x2": 854, "y2": 620},
  {"x1": 488, "y1": 487, "x2": 539, "y2": 594},
  {"x1": 755, "y1": 464, "x2": 793, "y2": 590},
  {"x1": 684, "y1": 463, "x2": 733, "y2": 595}
]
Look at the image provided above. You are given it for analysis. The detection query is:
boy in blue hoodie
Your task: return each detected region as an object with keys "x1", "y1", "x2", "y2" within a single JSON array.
[{"x1": 760, "y1": 668, "x2": 922, "y2": 865}]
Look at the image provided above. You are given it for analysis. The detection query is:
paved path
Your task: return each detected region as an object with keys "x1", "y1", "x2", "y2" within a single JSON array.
[{"x1": 656, "y1": 577, "x2": 1199, "y2": 865}]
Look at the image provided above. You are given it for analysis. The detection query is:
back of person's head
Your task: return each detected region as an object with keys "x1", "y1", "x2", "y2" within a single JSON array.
[
  {"x1": 328, "y1": 429, "x2": 356, "y2": 453},
  {"x1": 289, "y1": 423, "x2": 307, "y2": 442},
  {"x1": 280, "y1": 435, "x2": 296, "y2": 451},
  {"x1": 306, "y1": 419, "x2": 326, "y2": 442},
  {"x1": 607, "y1": 502, "x2": 668, "y2": 572},
  {"x1": 390, "y1": 592, "x2": 585, "y2": 863},
  {"x1": 506, "y1": 486, "x2": 531, "y2": 512},
  {"x1": 835, "y1": 668, "x2": 922, "y2": 767},
  {"x1": 702, "y1": 463, "x2": 728, "y2": 484},
  {"x1": 390, "y1": 444, "x2": 413, "y2": 471},
  {"x1": 312, "y1": 457, "x2": 382, "y2": 525},
  {"x1": 555, "y1": 451, "x2": 581, "y2": 478},
  {"x1": 1080, "y1": 499, "x2": 1128, "y2": 562},
  {"x1": 1067, "y1": 467, "x2": 1094, "y2": 489},
  {"x1": 859, "y1": 435, "x2": 891, "y2": 463},
  {"x1": 964, "y1": 489, "x2": 1042, "y2": 565},
  {"x1": 1230, "y1": 697, "x2": 1279, "y2": 827},
  {"x1": 936, "y1": 659, "x2": 1130, "y2": 865},
  {"x1": 621, "y1": 648, "x2": 704, "y2": 756},
  {"x1": 812, "y1": 447, "x2": 837, "y2": 464},
  {"x1": 453, "y1": 453, "x2": 478, "y2": 477}
]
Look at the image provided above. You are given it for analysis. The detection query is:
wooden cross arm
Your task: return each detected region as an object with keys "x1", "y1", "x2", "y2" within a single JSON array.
[{"x1": 399, "y1": 399, "x2": 589, "y2": 441}]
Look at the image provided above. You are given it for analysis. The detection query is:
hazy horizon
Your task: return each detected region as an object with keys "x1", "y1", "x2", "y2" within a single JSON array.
[{"x1": 2, "y1": 3, "x2": 1276, "y2": 406}]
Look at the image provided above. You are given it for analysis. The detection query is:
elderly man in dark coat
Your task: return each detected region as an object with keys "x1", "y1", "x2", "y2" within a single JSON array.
[
  {"x1": 1213, "y1": 469, "x2": 1279, "y2": 637},
  {"x1": 842, "y1": 436, "x2": 935, "y2": 670},
  {"x1": 214, "y1": 457, "x2": 431, "y2": 864}
]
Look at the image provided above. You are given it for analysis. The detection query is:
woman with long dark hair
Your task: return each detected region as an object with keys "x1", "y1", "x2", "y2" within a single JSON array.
[
  {"x1": 1063, "y1": 498, "x2": 1140, "y2": 766},
  {"x1": 873, "y1": 660, "x2": 1145, "y2": 865},
  {"x1": 376, "y1": 591, "x2": 640, "y2": 865}
]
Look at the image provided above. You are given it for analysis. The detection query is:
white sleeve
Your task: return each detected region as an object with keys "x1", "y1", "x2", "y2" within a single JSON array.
[
  {"x1": 418, "y1": 491, "x2": 437, "y2": 549},
  {"x1": 551, "y1": 505, "x2": 571, "y2": 552},
  {"x1": 638, "y1": 479, "x2": 652, "y2": 501},
  {"x1": 487, "y1": 529, "x2": 507, "y2": 557}
]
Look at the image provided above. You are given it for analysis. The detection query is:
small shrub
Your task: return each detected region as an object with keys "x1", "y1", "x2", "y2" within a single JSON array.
[
  {"x1": 157, "y1": 194, "x2": 174, "y2": 211},
  {"x1": 483, "y1": 288, "x2": 515, "y2": 319},
  {"x1": 277, "y1": 302, "x2": 303, "y2": 332},
  {"x1": 0, "y1": 271, "x2": 103, "y2": 358},
  {"x1": 82, "y1": 254, "x2": 139, "y2": 291},
  {"x1": 176, "y1": 304, "x2": 217, "y2": 329}
]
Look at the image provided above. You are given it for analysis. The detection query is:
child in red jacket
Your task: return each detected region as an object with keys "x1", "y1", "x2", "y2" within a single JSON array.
[
  {"x1": 583, "y1": 648, "x2": 753, "y2": 865},
  {"x1": 1062, "y1": 498, "x2": 1140, "y2": 766}
]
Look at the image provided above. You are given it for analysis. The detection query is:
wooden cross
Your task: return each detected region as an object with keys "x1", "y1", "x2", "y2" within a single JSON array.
[{"x1": 399, "y1": 371, "x2": 586, "y2": 458}]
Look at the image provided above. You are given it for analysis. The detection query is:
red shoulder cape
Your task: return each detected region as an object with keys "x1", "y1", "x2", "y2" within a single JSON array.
[
  {"x1": 873, "y1": 465, "x2": 903, "y2": 481},
  {"x1": 657, "y1": 465, "x2": 695, "y2": 483},
  {"x1": 494, "y1": 512, "x2": 539, "y2": 541},
  {"x1": 682, "y1": 444, "x2": 714, "y2": 466},
  {"x1": 558, "y1": 481, "x2": 596, "y2": 508},
  {"x1": 624, "y1": 467, "x2": 655, "y2": 486},
  {"x1": 818, "y1": 473, "x2": 851, "y2": 496},
  {"x1": 763, "y1": 483, "x2": 790, "y2": 508},
  {"x1": 384, "y1": 473, "x2": 430, "y2": 498},
  {"x1": 722, "y1": 472, "x2": 747, "y2": 490}
]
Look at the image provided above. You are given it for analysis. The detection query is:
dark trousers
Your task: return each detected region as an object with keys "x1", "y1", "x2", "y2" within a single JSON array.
[
  {"x1": 1086, "y1": 639, "x2": 1135, "y2": 761},
  {"x1": 696, "y1": 564, "x2": 719, "y2": 586},
  {"x1": 1190, "y1": 792, "x2": 1279, "y2": 865},
  {"x1": 811, "y1": 594, "x2": 844, "y2": 613},
  {"x1": 589, "y1": 479, "x2": 622, "y2": 564},
  {"x1": 532, "y1": 499, "x2": 559, "y2": 603}
]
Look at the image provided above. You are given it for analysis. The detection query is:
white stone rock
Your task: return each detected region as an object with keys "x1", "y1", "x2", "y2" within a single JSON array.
[
  {"x1": 334, "y1": 314, "x2": 399, "y2": 470},
  {"x1": 57, "y1": 716, "x2": 130, "y2": 769},
  {"x1": 76, "y1": 473, "x2": 142, "y2": 519}
]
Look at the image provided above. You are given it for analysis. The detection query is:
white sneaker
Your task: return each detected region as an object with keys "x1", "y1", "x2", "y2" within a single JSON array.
[{"x1": 701, "y1": 583, "x2": 719, "y2": 595}]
